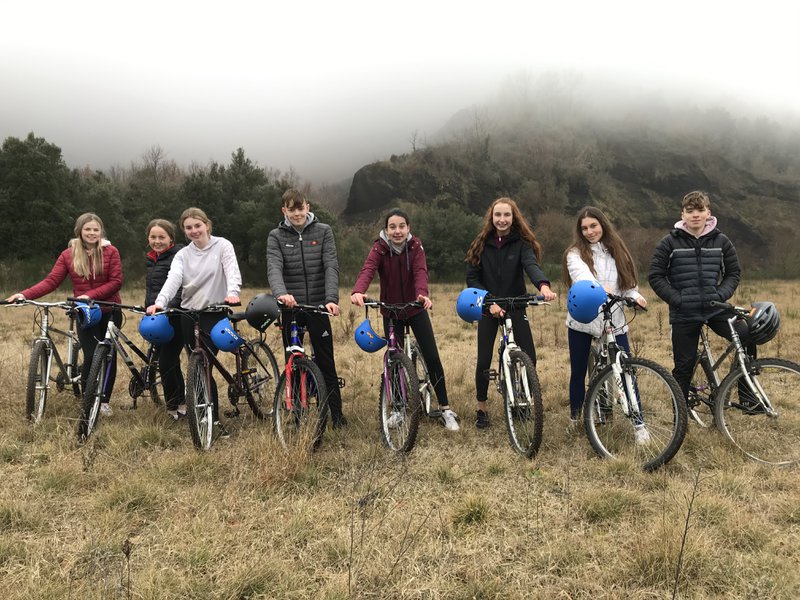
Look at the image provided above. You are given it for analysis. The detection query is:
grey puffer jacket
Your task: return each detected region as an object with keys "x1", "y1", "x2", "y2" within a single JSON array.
[{"x1": 266, "y1": 214, "x2": 339, "y2": 305}]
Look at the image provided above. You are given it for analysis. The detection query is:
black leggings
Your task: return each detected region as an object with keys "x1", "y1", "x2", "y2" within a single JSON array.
[
  {"x1": 78, "y1": 309, "x2": 122, "y2": 405},
  {"x1": 475, "y1": 309, "x2": 536, "y2": 402},
  {"x1": 158, "y1": 314, "x2": 186, "y2": 410}
]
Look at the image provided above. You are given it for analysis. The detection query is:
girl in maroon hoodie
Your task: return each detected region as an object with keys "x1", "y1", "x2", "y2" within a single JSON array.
[
  {"x1": 351, "y1": 208, "x2": 459, "y2": 431},
  {"x1": 7, "y1": 213, "x2": 123, "y2": 414}
]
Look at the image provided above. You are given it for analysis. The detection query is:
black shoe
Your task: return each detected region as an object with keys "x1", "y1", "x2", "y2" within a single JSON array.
[
  {"x1": 475, "y1": 410, "x2": 490, "y2": 429},
  {"x1": 213, "y1": 421, "x2": 231, "y2": 438},
  {"x1": 332, "y1": 414, "x2": 348, "y2": 430}
]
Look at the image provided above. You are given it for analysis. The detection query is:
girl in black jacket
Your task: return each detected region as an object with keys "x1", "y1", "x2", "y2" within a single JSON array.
[
  {"x1": 145, "y1": 219, "x2": 186, "y2": 420},
  {"x1": 465, "y1": 198, "x2": 557, "y2": 429}
]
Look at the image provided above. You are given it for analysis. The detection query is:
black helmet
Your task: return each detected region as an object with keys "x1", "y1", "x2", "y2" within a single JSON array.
[
  {"x1": 747, "y1": 301, "x2": 780, "y2": 345},
  {"x1": 245, "y1": 294, "x2": 280, "y2": 331}
]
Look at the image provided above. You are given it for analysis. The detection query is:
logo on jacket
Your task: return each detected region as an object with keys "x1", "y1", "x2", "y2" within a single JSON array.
[{"x1": 311, "y1": 241, "x2": 318, "y2": 245}]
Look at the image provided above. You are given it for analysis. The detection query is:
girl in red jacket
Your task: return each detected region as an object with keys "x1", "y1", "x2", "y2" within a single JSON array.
[
  {"x1": 351, "y1": 208, "x2": 460, "y2": 431},
  {"x1": 7, "y1": 213, "x2": 124, "y2": 414}
]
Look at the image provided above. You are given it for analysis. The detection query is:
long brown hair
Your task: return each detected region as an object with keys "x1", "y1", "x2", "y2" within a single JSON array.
[
  {"x1": 561, "y1": 206, "x2": 638, "y2": 290},
  {"x1": 68, "y1": 213, "x2": 105, "y2": 279},
  {"x1": 465, "y1": 198, "x2": 542, "y2": 265}
]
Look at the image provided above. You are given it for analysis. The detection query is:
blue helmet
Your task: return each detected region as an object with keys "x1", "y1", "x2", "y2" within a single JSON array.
[
  {"x1": 456, "y1": 288, "x2": 488, "y2": 323},
  {"x1": 210, "y1": 317, "x2": 245, "y2": 352},
  {"x1": 567, "y1": 280, "x2": 607, "y2": 324},
  {"x1": 75, "y1": 302, "x2": 102, "y2": 330},
  {"x1": 138, "y1": 314, "x2": 175, "y2": 345},
  {"x1": 354, "y1": 319, "x2": 387, "y2": 353}
]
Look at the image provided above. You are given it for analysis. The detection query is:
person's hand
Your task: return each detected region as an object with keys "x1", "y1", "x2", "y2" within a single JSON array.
[
  {"x1": 225, "y1": 295, "x2": 240, "y2": 305},
  {"x1": 635, "y1": 296, "x2": 648, "y2": 309},
  {"x1": 351, "y1": 292, "x2": 366, "y2": 307},
  {"x1": 325, "y1": 302, "x2": 340, "y2": 316},
  {"x1": 489, "y1": 303, "x2": 505, "y2": 318},
  {"x1": 417, "y1": 295, "x2": 432, "y2": 310},
  {"x1": 76, "y1": 294, "x2": 90, "y2": 300},
  {"x1": 5, "y1": 293, "x2": 24, "y2": 302},
  {"x1": 278, "y1": 294, "x2": 297, "y2": 308},
  {"x1": 146, "y1": 304, "x2": 162, "y2": 316},
  {"x1": 539, "y1": 285, "x2": 557, "y2": 302}
]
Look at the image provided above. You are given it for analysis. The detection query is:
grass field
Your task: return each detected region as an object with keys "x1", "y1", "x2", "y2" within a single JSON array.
[{"x1": 0, "y1": 281, "x2": 798, "y2": 599}]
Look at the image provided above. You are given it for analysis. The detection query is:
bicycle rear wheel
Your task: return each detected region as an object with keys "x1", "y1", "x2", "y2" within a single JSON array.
[
  {"x1": 242, "y1": 340, "x2": 279, "y2": 419},
  {"x1": 583, "y1": 357, "x2": 687, "y2": 471},
  {"x1": 146, "y1": 346, "x2": 164, "y2": 406},
  {"x1": 379, "y1": 352, "x2": 422, "y2": 453},
  {"x1": 688, "y1": 356, "x2": 716, "y2": 428},
  {"x1": 185, "y1": 353, "x2": 214, "y2": 450},
  {"x1": 714, "y1": 358, "x2": 800, "y2": 465},
  {"x1": 78, "y1": 345, "x2": 111, "y2": 442},
  {"x1": 26, "y1": 340, "x2": 50, "y2": 423},
  {"x1": 273, "y1": 357, "x2": 329, "y2": 452},
  {"x1": 409, "y1": 340, "x2": 436, "y2": 417},
  {"x1": 501, "y1": 349, "x2": 544, "y2": 459}
]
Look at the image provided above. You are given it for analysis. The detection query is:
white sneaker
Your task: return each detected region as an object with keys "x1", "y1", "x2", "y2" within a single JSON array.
[
  {"x1": 567, "y1": 418, "x2": 579, "y2": 433},
  {"x1": 387, "y1": 411, "x2": 404, "y2": 429},
  {"x1": 100, "y1": 404, "x2": 113, "y2": 417},
  {"x1": 441, "y1": 409, "x2": 460, "y2": 431},
  {"x1": 634, "y1": 424, "x2": 651, "y2": 445}
]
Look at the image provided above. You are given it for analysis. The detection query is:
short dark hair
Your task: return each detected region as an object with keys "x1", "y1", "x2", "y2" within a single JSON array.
[
  {"x1": 282, "y1": 188, "x2": 307, "y2": 209},
  {"x1": 384, "y1": 207, "x2": 409, "y2": 229},
  {"x1": 682, "y1": 191, "x2": 711, "y2": 211}
]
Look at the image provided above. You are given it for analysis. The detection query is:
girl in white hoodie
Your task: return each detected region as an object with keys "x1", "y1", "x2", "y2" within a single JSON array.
[{"x1": 562, "y1": 206, "x2": 647, "y2": 426}]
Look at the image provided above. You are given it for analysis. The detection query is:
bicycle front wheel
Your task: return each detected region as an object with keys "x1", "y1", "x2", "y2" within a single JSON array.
[
  {"x1": 409, "y1": 340, "x2": 435, "y2": 417},
  {"x1": 501, "y1": 349, "x2": 544, "y2": 459},
  {"x1": 242, "y1": 340, "x2": 279, "y2": 419},
  {"x1": 26, "y1": 340, "x2": 50, "y2": 423},
  {"x1": 714, "y1": 358, "x2": 800, "y2": 465},
  {"x1": 273, "y1": 357, "x2": 329, "y2": 452},
  {"x1": 78, "y1": 345, "x2": 111, "y2": 442},
  {"x1": 379, "y1": 352, "x2": 422, "y2": 453},
  {"x1": 185, "y1": 353, "x2": 214, "y2": 450},
  {"x1": 583, "y1": 357, "x2": 687, "y2": 471},
  {"x1": 688, "y1": 356, "x2": 716, "y2": 428}
]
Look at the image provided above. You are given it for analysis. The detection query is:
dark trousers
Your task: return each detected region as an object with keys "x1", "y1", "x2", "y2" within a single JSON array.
[
  {"x1": 158, "y1": 314, "x2": 186, "y2": 411},
  {"x1": 475, "y1": 309, "x2": 536, "y2": 402},
  {"x1": 281, "y1": 311, "x2": 343, "y2": 419},
  {"x1": 671, "y1": 318, "x2": 757, "y2": 401},
  {"x1": 78, "y1": 309, "x2": 122, "y2": 404},
  {"x1": 383, "y1": 310, "x2": 449, "y2": 407},
  {"x1": 567, "y1": 328, "x2": 630, "y2": 419}
]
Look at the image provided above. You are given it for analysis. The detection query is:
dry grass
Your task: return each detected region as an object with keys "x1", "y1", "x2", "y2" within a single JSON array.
[{"x1": 0, "y1": 281, "x2": 798, "y2": 598}]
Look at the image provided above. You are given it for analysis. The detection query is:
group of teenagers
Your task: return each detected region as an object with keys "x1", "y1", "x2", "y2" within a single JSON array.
[{"x1": 7, "y1": 188, "x2": 747, "y2": 438}]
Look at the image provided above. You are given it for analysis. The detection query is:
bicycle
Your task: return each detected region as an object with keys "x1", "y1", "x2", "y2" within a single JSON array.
[
  {"x1": 357, "y1": 301, "x2": 424, "y2": 453},
  {"x1": 582, "y1": 293, "x2": 687, "y2": 471},
  {"x1": 457, "y1": 289, "x2": 545, "y2": 458},
  {"x1": 1, "y1": 298, "x2": 83, "y2": 423},
  {"x1": 689, "y1": 300, "x2": 799, "y2": 465},
  {"x1": 163, "y1": 303, "x2": 280, "y2": 450}
]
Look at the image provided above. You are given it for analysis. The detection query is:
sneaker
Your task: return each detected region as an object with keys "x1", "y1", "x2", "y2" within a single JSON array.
[
  {"x1": 634, "y1": 424, "x2": 651, "y2": 445},
  {"x1": 213, "y1": 421, "x2": 231, "y2": 438},
  {"x1": 475, "y1": 410, "x2": 490, "y2": 429},
  {"x1": 386, "y1": 411, "x2": 404, "y2": 429},
  {"x1": 440, "y1": 408, "x2": 460, "y2": 431},
  {"x1": 567, "y1": 417, "x2": 579, "y2": 433},
  {"x1": 177, "y1": 404, "x2": 187, "y2": 417},
  {"x1": 167, "y1": 409, "x2": 180, "y2": 421},
  {"x1": 100, "y1": 404, "x2": 113, "y2": 417}
]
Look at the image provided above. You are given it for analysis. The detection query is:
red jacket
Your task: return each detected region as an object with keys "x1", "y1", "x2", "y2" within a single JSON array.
[
  {"x1": 21, "y1": 243, "x2": 123, "y2": 312},
  {"x1": 352, "y1": 236, "x2": 428, "y2": 319}
]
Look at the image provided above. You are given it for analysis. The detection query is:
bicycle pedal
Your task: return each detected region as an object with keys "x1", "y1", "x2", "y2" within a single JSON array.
[
  {"x1": 224, "y1": 408, "x2": 241, "y2": 419},
  {"x1": 484, "y1": 369, "x2": 499, "y2": 381}
]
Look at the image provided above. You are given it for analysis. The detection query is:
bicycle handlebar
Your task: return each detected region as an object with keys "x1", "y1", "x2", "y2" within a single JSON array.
[
  {"x1": 67, "y1": 298, "x2": 149, "y2": 313},
  {"x1": 363, "y1": 300, "x2": 424, "y2": 312},
  {"x1": 485, "y1": 294, "x2": 547, "y2": 309},
  {"x1": 604, "y1": 292, "x2": 647, "y2": 312},
  {"x1": 277, "y1": 300, "x2": 336, "y2": 316},
  {"x1": 709, "y1": 300, "x2": 751, "y2": 318}
]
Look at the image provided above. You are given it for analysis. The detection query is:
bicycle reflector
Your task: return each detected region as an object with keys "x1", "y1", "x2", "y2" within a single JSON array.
[
  {"x1": 354, "y1": 319, "x2": 387, "y2": 352},
  {"x1": 138, "y1": 314, "x2": 174, "y2": 345},
  {"x1": 245, "y1": 293, "x2": 280, "y2": 331},
  {"x1": 567, "y1": 280, "x2": 607, "y2": 324},
  {"x1": 210, "y1": 317, "x2": 245, "y2": 352},
  {"x1": 75, "y1": 302, "x2": 102, "y2": 330},
  {"x1": 456, "y1": 288, "x2": 487, "y2": 323}
]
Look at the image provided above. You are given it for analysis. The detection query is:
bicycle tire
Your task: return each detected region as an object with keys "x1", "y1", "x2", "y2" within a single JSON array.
[
  {"x1": 583, "y1": 357, "x2": 687, "y2": 471},
  {"x1": 185, "y1": 353, "x2": 214, "y2": 450},
  {"x1": 26, "y1": 340, "x2": 50, "y2": 423},
  {"x1": 273, "y1": 356, "x2": 329, "y2": 452},
  {"x1": 501, "y1": 349, "x2": 544, "y2": 458},
  {"x1": 713, "y1": 358, "x2": 800, "y2": 465},
  {"x1": 688, "y1": 355, "x2": 716, "y2": 428},
  {"x1": 146, "y1": 347, "x2": 164, "y2": 406},
  {"x1": 242, "y1": 340, "x2": 279, "y2": 419},
  {"x1": 409, "y1": 340, "x2": 436, "y2": 417},
  {"x1": 379, "y1": 352, "x2": 422, "y2": 453},
  {"x1": 78, "y1": 345, "x2": 111, "y2": 442}
]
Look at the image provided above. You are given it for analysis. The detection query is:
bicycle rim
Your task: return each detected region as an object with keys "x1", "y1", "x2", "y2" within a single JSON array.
[
  {"x1": 502, "y1": 349, "x2": 544, "y2": 459},
  {"x1": 273, "y1": 357, "x2": 329, "y2": 452},
  {"x1": 26, "y1": 340, "x2": 49, "y2": 423},
  {"x1": 379, "y1": 353, "x2": 422, "y2": 453},
  {"x1": 714, "y1": 358, "x2": 800, "y2": 465},
  {"x1": 583, "y1": 357, "x2": 687, "y2": 471},
  {"x1": 186, "y1": 354, "x2": 214, "y2": 450},
  {"x1": 410, "y1": 340, "x2": 435, "y2": 417},
  {"x1": 78, "y1": 345, "x2": 110, "y2": 442},
  {"x1": 243, "y1": 340, "x2": 279, "y2": 419}
]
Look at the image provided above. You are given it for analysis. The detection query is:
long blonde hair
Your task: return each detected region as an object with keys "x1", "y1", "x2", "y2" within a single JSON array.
[
  {"x1": 68, "y1": 213, "x2": 105, "y2": 279},
  {"x1": 465, "y1": 198, "x2": 543, "y2": 265}
]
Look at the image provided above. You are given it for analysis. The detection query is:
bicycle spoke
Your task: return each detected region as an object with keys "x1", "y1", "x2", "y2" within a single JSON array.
[
  {"x1": 379, "y1": 353, "x2": 421, "y2": 453},
  {"x1": 273, "y1": 357, "x2": 328, "y2": 452},
  {"x1": 502, "y1": 349, "x2": 543, "y2": 458}
]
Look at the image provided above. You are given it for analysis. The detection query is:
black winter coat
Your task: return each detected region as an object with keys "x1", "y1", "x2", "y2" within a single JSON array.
[
  {"x1": 466, "y1": 232, "x2": 550, "y2": 298},
  {"x1": 145, "y1": 244, "x2": 184, "y2": 308},
  {"x1": 648, "y1": 227, "x2": 740, "y2": 324}
]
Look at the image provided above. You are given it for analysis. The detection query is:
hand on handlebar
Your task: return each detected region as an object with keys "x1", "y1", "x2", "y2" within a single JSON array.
[
  {"x1": 417, "y1": 295, "x2": 432, "y2": 310},
  {"x1": 350, "y1": 292, "x2": 367, "y2": 307},
  {"x1": 278, "y1": 294, "x2": 297, "y2": 308},
  {"x1": 325, "y1": 302, "x2": 340, "y2": 316},
  {"x1": 539, "y1": 284, "x2": 557, "y2": 302}
]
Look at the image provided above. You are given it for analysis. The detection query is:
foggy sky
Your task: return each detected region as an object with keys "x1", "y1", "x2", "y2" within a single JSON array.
[{"x1": 2, "y1": 0, "x2": 799, "y2": 184}]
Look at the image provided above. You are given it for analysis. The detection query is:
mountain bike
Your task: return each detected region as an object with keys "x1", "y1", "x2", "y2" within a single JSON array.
[
  {"x1": 1, "y1": 299, "x2": 82, "y2": 423},
  {"x1": 481, "y1": 294, "x2": 546, "y2": 458},
  {"x1": 360, "y1": 300, "x2": 424, "y2": 453},
  {"x1": 583, "y1": 293, "x2": 687, "y2": 471},
  {"x1": 692, "y1": 301, "x2": 800, "y2": 465}
]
